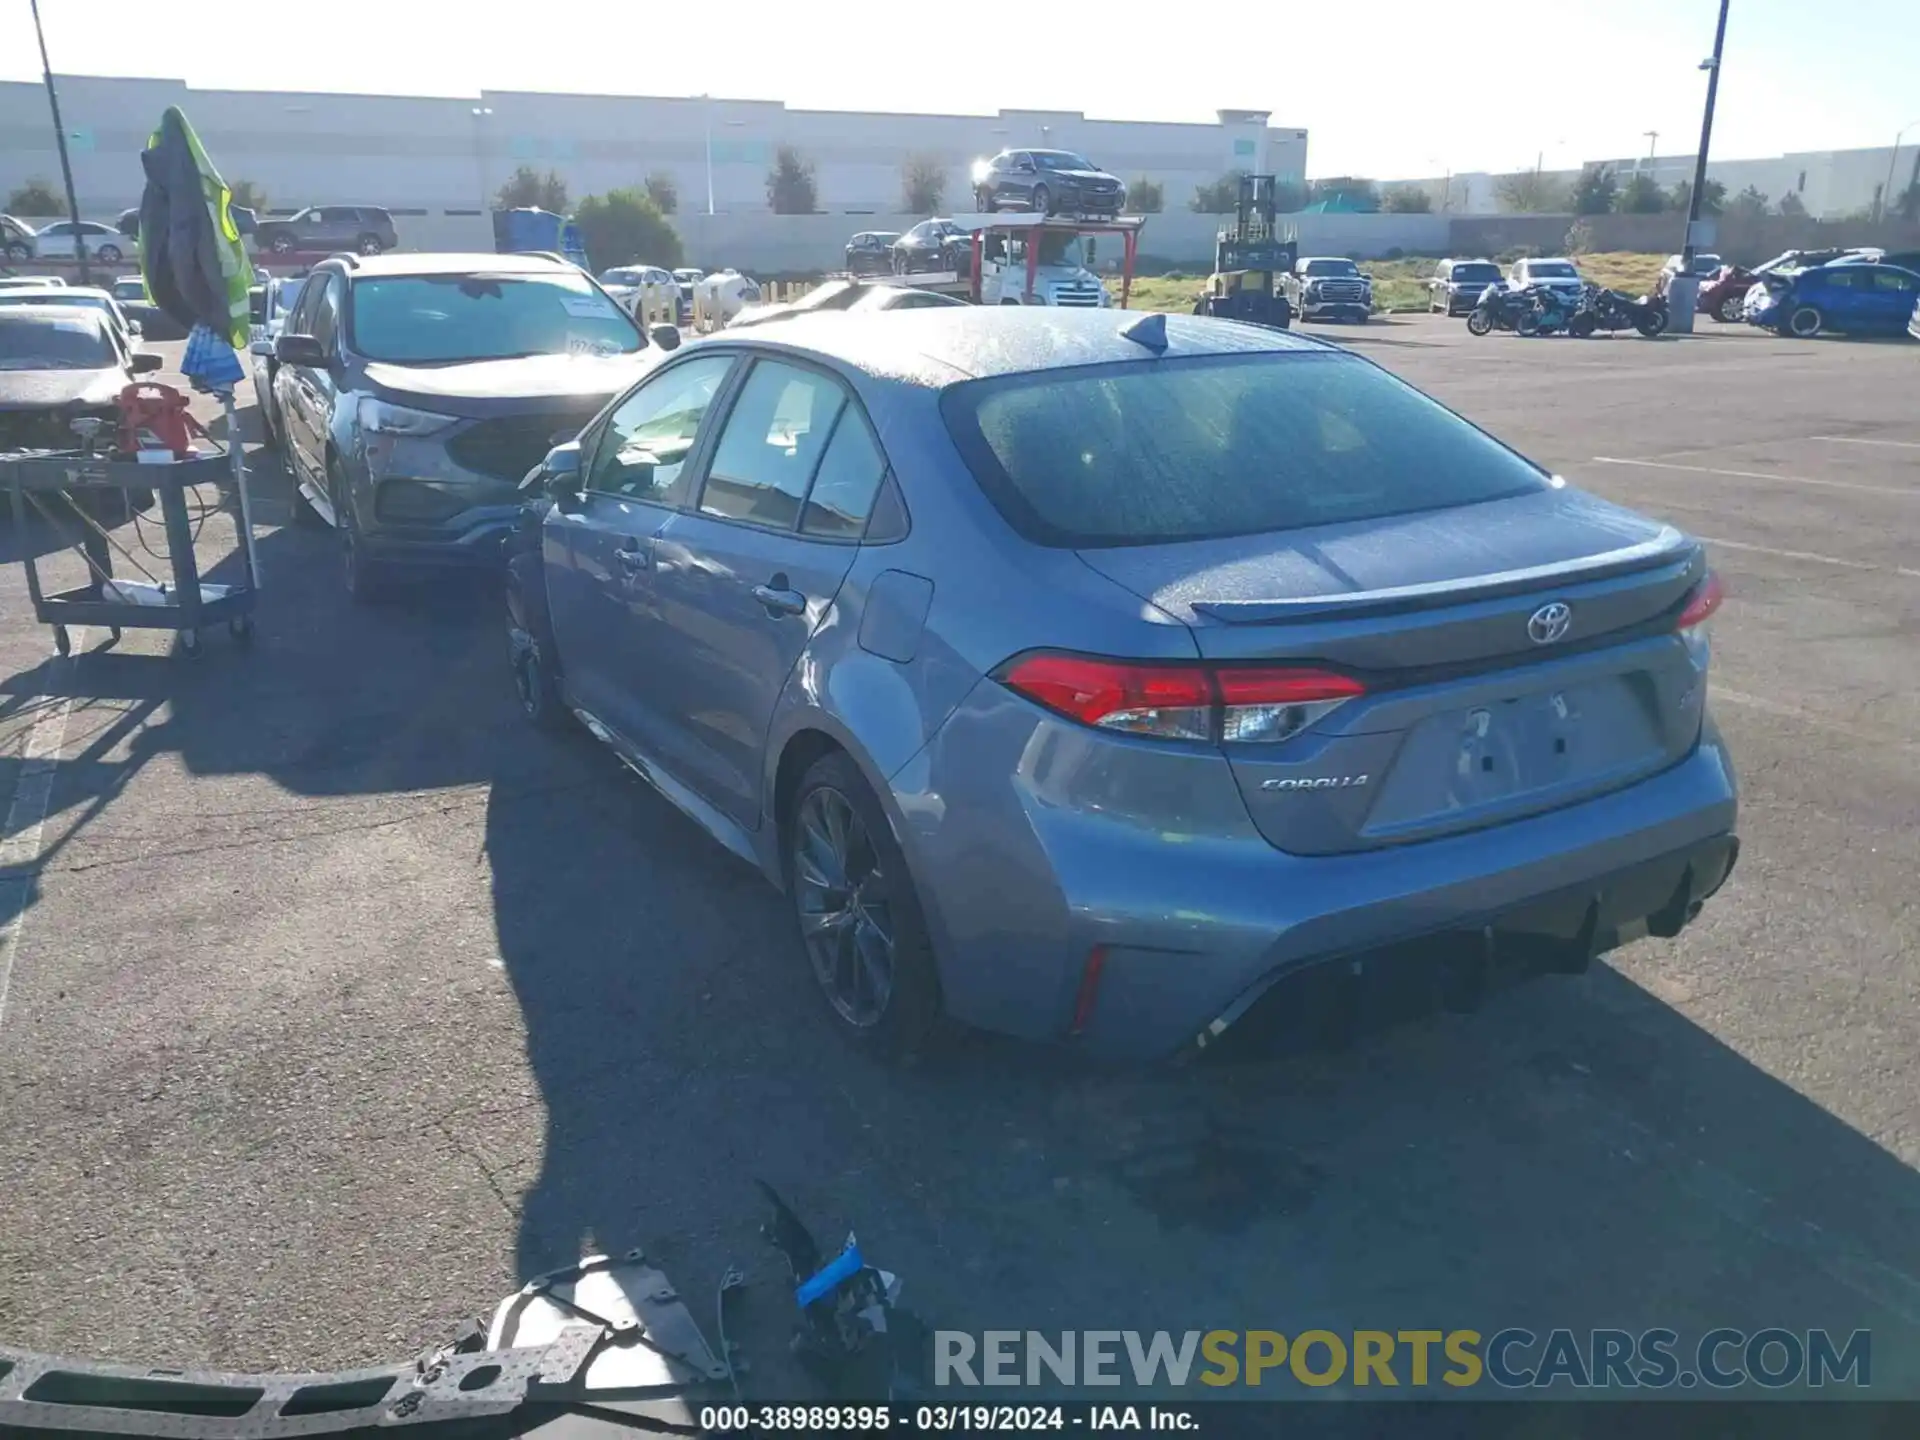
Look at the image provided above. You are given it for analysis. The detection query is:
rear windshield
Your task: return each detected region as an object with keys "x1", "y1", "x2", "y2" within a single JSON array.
[
  {"x1": 347, "y1": 272, "x2": 642, "y2": 363},
  {"x1": 1528, "y1": 262, "x2": 1578, "y2": 278},
  {"x1": 940, "y1": 352, "x2": 1550, "y2": 548},
  {"x1": 1452, "y1": 263, "x2": 1501, "y2": 281},
  {"x1": 0, "y1": 315, "x2": 113, "y2": 369}
]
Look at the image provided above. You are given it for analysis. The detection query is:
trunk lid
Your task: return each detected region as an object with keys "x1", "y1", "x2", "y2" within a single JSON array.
[{"x1": 1077, "y1": 489, "x2": 1708, "y2": 855}]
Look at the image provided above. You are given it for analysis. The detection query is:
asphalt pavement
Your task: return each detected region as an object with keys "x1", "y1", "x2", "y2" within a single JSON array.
[{"x1": 1, "y1": 316, "x2": 1916, "y2": 1399}]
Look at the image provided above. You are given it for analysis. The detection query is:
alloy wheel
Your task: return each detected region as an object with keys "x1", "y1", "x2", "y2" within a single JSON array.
[{"x1": 792, "y1": 786, "x2": 895, "y2": 1028}]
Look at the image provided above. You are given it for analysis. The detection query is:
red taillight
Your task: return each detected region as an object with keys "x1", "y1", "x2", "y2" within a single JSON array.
[
  {"x1": 1677, "y1": 571, "x2": 1724, "y2": 631},
  {"x1": 999, "y1": 653, "x2": 1365, "y2": 744}
]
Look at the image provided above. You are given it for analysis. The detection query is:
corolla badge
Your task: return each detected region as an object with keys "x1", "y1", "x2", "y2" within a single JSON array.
[{"x1": 1527, "y1": 601, "x2": 1573, "y2": 645}]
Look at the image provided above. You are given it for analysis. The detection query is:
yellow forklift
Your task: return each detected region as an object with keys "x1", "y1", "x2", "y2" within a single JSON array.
[{"x1": 1193, "y1": 174, "x2": 1297, "y2": 329}]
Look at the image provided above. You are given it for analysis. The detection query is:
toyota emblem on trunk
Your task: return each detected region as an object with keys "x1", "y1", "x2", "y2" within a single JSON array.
[{"x1": 1528, "y1": 602, "x2": 1573, "y2": 645}]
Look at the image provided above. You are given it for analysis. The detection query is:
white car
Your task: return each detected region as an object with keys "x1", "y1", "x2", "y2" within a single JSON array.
[
  {"x1": 597, "y1": 264, "x2": 678, "y2": 323},
  {"x1": 29, "y1": 219, "x2": 136, "y2": 264},
  {"x1": 0, "y1": 285, "x2": 141, "y2": 346},
  {"x1": 1508, "y1": 256, "x2": 1587, "y2": 304},
  {"x1": 247, "y1": 275, "x2": 309, "y2": 449}
]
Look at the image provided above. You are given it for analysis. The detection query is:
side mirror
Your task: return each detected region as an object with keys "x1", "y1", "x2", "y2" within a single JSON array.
[
  {"x1": 275, "y1": 333, "x2": 326, "y2": 365},
  {"x1": 1361, "y1": 271, "x2": 1374, "y2": 281},
  {"x1": 649, "y1": 323, "x2": 681, "y2": 351},
  {"x1": 249, "y1": 338, "x2": 276, "y2": 357},
  {"x1": 128, "y1": 319, "x2": 144, "y2": 336},
  {"x1": 541, "y1": 441, "x2": 583, "y2": 499},
  {"x1": 131, "y1": 352, "x2": 164, "y2": 374}
]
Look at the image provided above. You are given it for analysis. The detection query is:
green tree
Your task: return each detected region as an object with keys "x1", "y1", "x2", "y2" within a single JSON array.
[
  {"x1": 6, "y1": 178, "x2": 61, "y2": 214},
  {"x1": 643, "y1": 172, "x2": 679, "y2": 215},
  {"x1": 1615, "y1": 173, "x2": 1667, "y2": 214},
  {"x1": 1189, "y1": 170, "x2": 1248, "y2": 214},
  {"x1": 1669, "y1": 178, "x2": 1726, "y2": 215},
  {"x1": 1309, "y1": 176, "x2": 1380, "y2": 211},
  {"x1": 1495, "y1": 171, "x2": 1569, "y2": 213},
  {"x1": 1776, "y1": 189, "x2": 1807, "y2": 218},
  {"x1": 1569, "y1": 164, "x2": 1618, "y2": 216},
  {"x1": 572, "y1": 188, "x2": 682, "y2": 270},
  {"x1": 1382, "y1": 185, "x2": 1432, "y2": 214},
  {"x1": 1128, "y1": 176, "x2": 1164, "y2": 214},
  {"x1": 1726, "y1": 185, "x2": 1769, "y2": 219},
  {"x1": 1564, "y1": 219, "x2": 1596, "y2": 255},
  {"x1": 496, "y1": 166, "x2": 570, "y2": 212},
  {"x1": 766, "y1": 146, "x2": 818, "y2": 214},
  {"x1": 901, "y1": 154, "x2": 947, "y2": 214},
  {"x1": 1895, "y1": 180, "x2": 1919, "y2": 222},
  {"x1": 228, "y1": 178, "x2": 268, "y2": 212}
]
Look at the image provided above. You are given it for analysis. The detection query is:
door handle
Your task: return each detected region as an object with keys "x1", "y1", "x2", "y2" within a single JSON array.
[
  {"x1": 751, "y1": 581, "x2": 807, "y2": 616},
  {"x1": 615, "y1": 545, "x2": 650, "y2": 570}
]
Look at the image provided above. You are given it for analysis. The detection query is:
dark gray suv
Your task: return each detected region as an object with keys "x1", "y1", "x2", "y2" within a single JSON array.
[
  {"x1": 269, "y1": 250, "x2": 678, "y2": 599},
  {"x1": 255, "y1": 205, "x2": 399, "y2": 257}
]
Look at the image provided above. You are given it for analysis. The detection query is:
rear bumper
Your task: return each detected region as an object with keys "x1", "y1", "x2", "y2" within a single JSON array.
[{"x1": 898, "y1": 693, "x2": 1738, "y2": 1060}]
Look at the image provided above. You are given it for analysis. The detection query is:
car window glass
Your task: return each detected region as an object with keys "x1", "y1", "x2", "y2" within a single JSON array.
[
  {"x1": 802, "y1": 411, "x2": 886, "y2": 539},
  {"x1": 701, "y1": 361, "x2": 850, "y2": 530},
  {"x1": 586, "y1": 355, "x2": 733, "y2": 502},
  {"x1": 1872, "y1": 269, "x2": 1914, "y2": 292},
  {"x1": 943, "y1": 351, "x2": 1552, "y2": 548},
  {"x1": 1822, "y1": 271, "x2": 1859, "y2": 290},
  {"x1": 309, "y1": 275, "x2": 342, "y2": 351}
]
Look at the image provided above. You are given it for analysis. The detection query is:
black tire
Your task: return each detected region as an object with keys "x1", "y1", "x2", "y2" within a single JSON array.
[
  {"x1": 1715, "y1": 295, "x2": 1743, "y2": 323},
  {"x1": 507, "y1": 550, "x2": 568, "y2": 731},
  {"x1": 1634, "y1": 307, "x2": 1668, "y2": 338},
  {"x1": 96, "y1": 244, "x2": 123, "y2": 264},
  {"x1": 269, "y1": 233, "x2": 295, "y2": 254},
  {"x1": 1785, "y1": 305, "x2": 1823, "y2": 338},
  {"x1": 1569, "y1": 312, "x2": 1597, "y2": 338},
  {"x1": 4, "y1": 241, "x2": 30, "y2": 262},
  {"x1": 1516, "y1": 310, "x2": 1541, "y2": 337},
  {"x1": 356, "y1": 234, "x2": 384, "y2": 256},
  {"x1": 787, "y1": 750, "x2": 942, "y2": 1059},
  {"x1": 1031, "y1": 183, "x2": 1052, "y2": 216},
  {"x1": 1466, "y1": 309, "x2": 1493, "y2": 336}
]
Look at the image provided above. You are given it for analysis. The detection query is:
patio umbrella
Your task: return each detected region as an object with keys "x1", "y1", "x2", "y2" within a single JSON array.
[{"x1": 137, "y1": 105, "x2": 250, "y2": 360}]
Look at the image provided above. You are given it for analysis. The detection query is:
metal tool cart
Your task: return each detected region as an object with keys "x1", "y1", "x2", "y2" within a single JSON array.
[{"x1": 4, "y1": 406, "x2": 260, "y2": 659}]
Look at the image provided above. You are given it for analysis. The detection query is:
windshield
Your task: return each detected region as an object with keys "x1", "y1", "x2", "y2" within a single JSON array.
[
  {"x1": 0, "y1": 314, "x2": 114, "y2": 368},
  {"x1": 599, "y1": 269, "x2": 642, "y2": 285},
  {"x1": 1528, "y1": 262, "x2": 1579, "y2": 278},
  {"x1": 347, "y1": 272, "x2": 642, "y2": 363},
  {"x1": 1303, "y1": 259, "x2": 1360, "y2": 277},
  {"x1": 942, "y1": 351, "x2": 1548, "y2": 548},
  {"x1": 1033, "y1": 151, "x2": 1096, "y2": 171}
]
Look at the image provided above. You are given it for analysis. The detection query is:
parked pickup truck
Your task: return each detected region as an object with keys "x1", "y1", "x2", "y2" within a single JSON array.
[{"x1": 1284, "y1": 256, "x2": 1373, "y2": 322}]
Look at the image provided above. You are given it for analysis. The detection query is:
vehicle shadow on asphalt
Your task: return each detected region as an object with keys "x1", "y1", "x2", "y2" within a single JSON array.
[{"x1": 486, "y1": 728, "x2": 1920, "y2": 1398}]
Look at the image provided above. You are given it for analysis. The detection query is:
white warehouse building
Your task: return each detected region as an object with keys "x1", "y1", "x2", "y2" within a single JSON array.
[{"x1": 0, "y1": 74, "x2": 1308, "y2": 224}]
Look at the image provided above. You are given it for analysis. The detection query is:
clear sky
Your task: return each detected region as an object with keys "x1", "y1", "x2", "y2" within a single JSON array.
[{"x1": 4, "y1": 0, "x2": 1915, "y2": 178}]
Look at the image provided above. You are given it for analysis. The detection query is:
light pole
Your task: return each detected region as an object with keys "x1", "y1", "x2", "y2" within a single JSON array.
[
  {"x1": 1681, "y1": 0, "x2": 1731, "y2": 268},
  {"x1": 1882, "y1": 120, "x2": 1920, "y2": 223},
  {"x1": 1643, "y1": 130, "x2": 1659, "y2": 168},
  {"x1": 28, "y1": 0, "x2": 90, "y2": 285},
  {"x1": 703, "y1": 95, "x2": 715, "y2": 216}
]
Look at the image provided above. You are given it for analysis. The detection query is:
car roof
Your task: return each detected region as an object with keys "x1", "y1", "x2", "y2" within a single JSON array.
[
  {"x1": 721, "y1": 307, "x2": 1333, "y2": 386},
  {"x1": 0, "y1": 303, "x2": 110, "y2": 329},
  {"x1": 329, "y1": 251, "x2": 582, "y2": 278}
]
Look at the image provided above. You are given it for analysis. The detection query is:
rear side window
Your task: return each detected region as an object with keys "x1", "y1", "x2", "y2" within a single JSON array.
[
  {"x1": 941, "y1": 352, "x2": 1550, "y2": 548},
  {"x1": 1871, "y1": 269, "x2": 1916, "y2": 292},
  {"x1": 702, "y1": 361, "x2": 850, "y2": 530}
]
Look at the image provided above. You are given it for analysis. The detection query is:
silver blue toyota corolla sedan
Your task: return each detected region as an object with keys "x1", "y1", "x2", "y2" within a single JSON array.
[{"x1": 505, "y1": 307, "x2": 1738, "y2": 1060}]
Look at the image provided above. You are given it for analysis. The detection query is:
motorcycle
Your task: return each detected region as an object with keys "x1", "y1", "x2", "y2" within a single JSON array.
[
  {"x1": 1582, "y1": 285, "x2": 1669, "y2": 338},
  {"x1": 1468, "y1": 283, "x2": 1591, "y2": 337}
]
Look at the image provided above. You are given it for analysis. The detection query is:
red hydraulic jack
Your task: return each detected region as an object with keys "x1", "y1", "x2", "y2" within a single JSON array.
[{"x1": 116, "y1": 381, "x2": 212, "y2": 459}]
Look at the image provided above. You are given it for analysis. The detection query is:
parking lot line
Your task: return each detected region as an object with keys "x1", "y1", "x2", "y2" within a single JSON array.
[
  {"x1": 1590, "y1": 456, "x2": 1915, "y2": 498},
  {"x1": 1697, "y1": 535, "x2": 1920, "y2": 581},
  {"x1": 1811, "y1": 436, "x2": 1920, "y2": 450},
  {"x1": 0, "y1": 633, "x2": 83, "y2": 1034}
]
